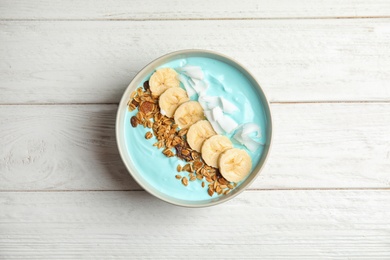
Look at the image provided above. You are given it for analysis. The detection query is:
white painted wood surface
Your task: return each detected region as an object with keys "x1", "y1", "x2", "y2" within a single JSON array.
[
  {"x1": 1, "y1": 191, "x2": 390, "y2": 259},
  {"x1": 1, "y1": 20, "x2": 390, "y2": 103},
  {"x1": 1, "y1": 0, "x2": 389, "y2": 19},
  {"x1": 1, "y1": 1, "x2": 390, "y2": 259}
]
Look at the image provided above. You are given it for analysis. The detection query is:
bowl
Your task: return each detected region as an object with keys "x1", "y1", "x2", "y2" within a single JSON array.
[{"x1": 116, "y1": 49, "x2": 272, "y2": 207}]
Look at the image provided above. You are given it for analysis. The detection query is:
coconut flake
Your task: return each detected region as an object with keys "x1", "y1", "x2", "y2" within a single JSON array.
[
  {"x1": 198, "y1": 96, "x2": 208, "y2": 110},
  {"x1": 209, "y1": 118, "x2": 225, "y2": 134},
  {"x1": 199, "y1": 95, "x2": 219, "y2": 110},
  {"x1": 220, "y1": 97, "x2": 238, "y2": 114},
  {"x1": 178, "y1": 74, "x2": 196, "y2": 97},
  {"x1": 211, "y1": 106, "x2": 224, "y2": 121},
  {"x1": 233, "y1": 123, "x2": 263, "y2": 152},
  {"x1": 241, "y1": 138, "x2": 262, "y2": 152},
  {"x1": 242, "y1": 123, "x2": 261, "y2": 138},
  {"x1": 204, "y1": 109, "x2": 224, "y2": 134},
  {"x1": 204, "y1": 110, "x2": 213, "y2": 121},
  {"x1": 178, "y1": 65, "x2": 204, "y2": 80},
  {"x1": 233, "y1": 128, "x2": 245, "y2": 143},
  {"x1": 189, "y1": 78, "x2": 209, "y2": 94},
  {"x1": 217, "y1": 115, "x2": 238, "y2": 134}
]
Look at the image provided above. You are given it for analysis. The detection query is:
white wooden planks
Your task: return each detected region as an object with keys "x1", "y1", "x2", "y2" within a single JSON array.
[
  {"x1": 1, "y1": 103, "x2": 389, "y2": 191},
  {"x1": 1, "y1": 190, "x2": 389, "y2": 258},
  {"x1": 1, "y1": 1, "x2": 390, "y2": 258},
  {"x1": 0, "y1": 105, "x2": 138, "y2": 191},
  {"x1": 1, "y1": 0, "x2": 389, "y2": 20},
  {"x1": 0, "y1": 19, "x2": 390, "y2": 103}
]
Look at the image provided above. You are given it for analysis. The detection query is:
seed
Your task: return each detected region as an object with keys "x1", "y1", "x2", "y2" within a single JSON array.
[
  {"x1": 191, "y1": 151, "x2": 200, "y2": 160},
  {"x1": 174, "y1": 136, "x2": 181, "y2": 143},
  {"x1": 131, "y1": 99, "x2": 140, "y2": 108},
  {"x1": 130, "y1": 116, "x2": 138, "y2": 127},
  {"x1": 143, "y1": 81, "x2": 150, "y2": 91},
  {"x1": 190, "y1": 176, "x2": 196, "y2": 182},
  {"x1": 208, "y1": 188, "x2": 214, "y2": 197},
  {"x1": 209, "y1": 168, "x2": 216, "y2": 174},
  {"x1": 213, "y1": 181, "x2": 218, "y2": 190},
  {"x1": 129, "y1": 103, "x2": 137, "y2": 111},
  {"x1": 177, "y1": 165, "x2": 182, "y2": 172},
  {"x1": 181, "y1": 149, "x2": 190, "y2": 156},
  {"x1": 144, "y1": 98, "x2": 153, "y2": 104},
  {"x1": 193, "y1": 161, "x2": 203, "y2": 170},
  {"x1": 137, "y1": 87, "x2": 143, "y2": 96},
  {"x1": 227, "y1": 184, "x2": 234, "y2": 189},
  {"x1": 163, "y1": 148, "x2": 172, "y2": 157},
  {"x1": 225, "y1": 189, "x2": 231, "y2": 195},
  {"x1": 182, "y1": 164, "x2": 191, "y2": 172},
  {"x1": 130, "y1": 90, "x2": 137, "y2": 99},
  {"x1": 178, "y1": 129, "x2": 187, "y2": 136},
  {"x1": 196, "y1": 174, "x2": 203, "y2": 180},
  {"x1": 136, "y1": 112, "x2": 143, "y2": 121},
  {"x1": 216, "y1": 186, "x2": 222, "y2": 194},
  {"x1": 205, "y1": 177, "x2": 213, "y2": 183},
  {"x1": 201, "y1": 182, "x2": 205, "y2": 188},
  {"x1": 220, "y1": 185, "x2": 227, "y2": 189},
  {"x1": 146, "y1": 120, "x2": 153, "y2": 128},
  {"x1": 219, "y1": 178, "x2": 228, "y2": 185},
  {"x1": 182, "y1": 177, "x2": 188, "y2": 186},
  {"x1": 145, "y1": 132, "x2": 153, "y2": 139},
  {"x1": 145, "y1": 113, "x2": 153, "y2": 120},
  {"x1": 175, "y1": 174, "x2": 181, "y2": 180}
]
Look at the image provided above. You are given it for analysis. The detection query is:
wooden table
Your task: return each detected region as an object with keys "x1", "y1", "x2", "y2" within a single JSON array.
[{"x1": 1, "y1": 1, "x2": 390, "y2": 258}]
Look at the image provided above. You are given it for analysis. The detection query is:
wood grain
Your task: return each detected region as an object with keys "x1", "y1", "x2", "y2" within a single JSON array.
[
  {"x1": 0, "y1": 19, "x2": 389, "y2": 104},
  {"x1": 1, "y1": 103, "x2": 389, "y2": 191},
  {"x1": 1, "y1": 190, "x2": 389, "y2": 258},
  {"x1": 0, "y1": 105, "x2": 138, "y2": 191},
  {"x1": 1, "y1": 1, "x2": 389, "y2": 258},
  {"x1": 1, "y1": 0, "x2": 389, "y2": 20}
]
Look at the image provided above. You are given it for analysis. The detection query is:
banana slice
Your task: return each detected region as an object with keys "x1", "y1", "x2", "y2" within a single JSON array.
[
  {"x1": 187, "y1": 120, "x2": 217, "y2": 152},
  {"x1": 174, "y1": 101, "x2": 205, "y2": 129},
  {"x1": 159, "y1": 87, "x2": 190, "y2": 118},
  {"x1": 201, "y1": 135, "x2": 233, "y2": 168},
  {"x1": 149, "y1": 68, "x2": 180, "y2": 96},
  {"x1": 219, "y1": 148, "x2": 252, "y2": 182}
]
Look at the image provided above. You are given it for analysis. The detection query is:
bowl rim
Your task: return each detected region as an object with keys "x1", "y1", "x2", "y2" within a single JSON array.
[{"x1": 116, "y1": 49, "x2": 273, "y2": 208}]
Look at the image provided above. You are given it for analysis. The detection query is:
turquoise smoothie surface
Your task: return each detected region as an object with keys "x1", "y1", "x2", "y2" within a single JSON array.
[{"x1": 124, "y1": 57, "x2": 268, "y2": 201}]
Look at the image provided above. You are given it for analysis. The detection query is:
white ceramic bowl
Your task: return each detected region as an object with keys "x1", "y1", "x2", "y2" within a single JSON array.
[{"x1": 116, "y1": 49, "x2": 272, "y2": 207}]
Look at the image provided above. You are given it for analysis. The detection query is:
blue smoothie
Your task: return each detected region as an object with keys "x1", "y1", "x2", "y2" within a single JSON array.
[{"x1": 124, "y1": 57, "x2": 268, "y2": 201}]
